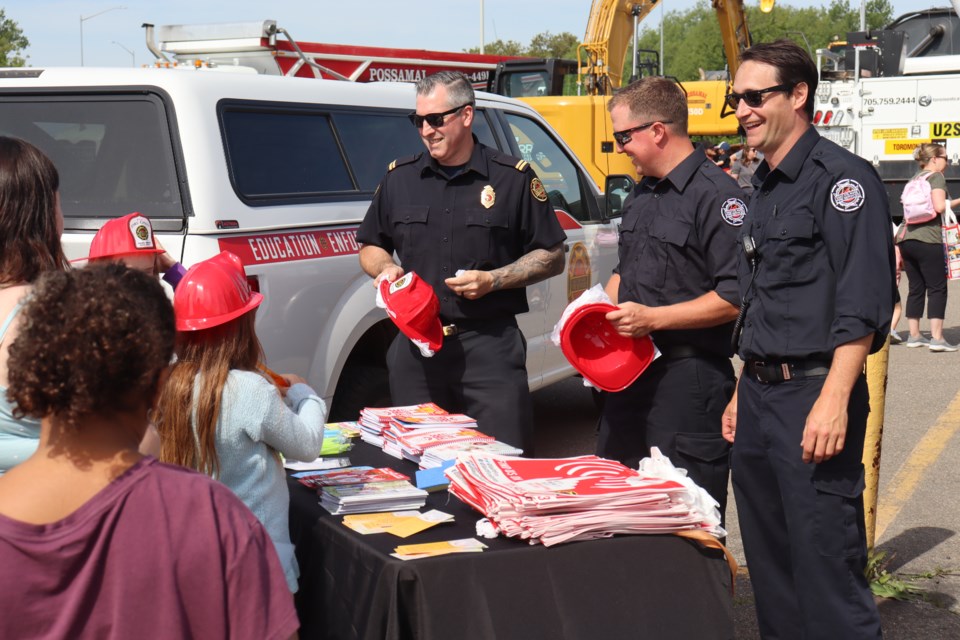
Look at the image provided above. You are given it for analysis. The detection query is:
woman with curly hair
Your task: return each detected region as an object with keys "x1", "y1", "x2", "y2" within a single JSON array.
[
  {"x1": 0, "y1": 137, "x2": 69, "y2": 473},
  {"x1": 0, "y1": 264, "x2": 299, "y2": 638},
  {"x1": 157, "y1": 251, "x2": 326, "y2": 593}
]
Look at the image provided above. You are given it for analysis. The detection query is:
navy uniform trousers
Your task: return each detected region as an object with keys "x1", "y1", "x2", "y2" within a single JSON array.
[
  {"x1": 387, "y1": 317, "x2": 534, "y2": 455},
  {"x1": 733, "y1": 373, "x2": 882, "y2": 640},
  {"x1": 597, "y1": 354, "x2": 735, "y2": 520}
]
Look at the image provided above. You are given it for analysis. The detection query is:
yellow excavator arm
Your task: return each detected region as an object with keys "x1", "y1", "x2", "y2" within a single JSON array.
[
  {"x1": 578, "y1": 0, "x2": 660, "y2": 95},
  {"x1": 578, "y1": 0, "x2": 759, "y2": 94},
  {"x1": 712, "y1": 0, "x2": 752, "y2": 79}
]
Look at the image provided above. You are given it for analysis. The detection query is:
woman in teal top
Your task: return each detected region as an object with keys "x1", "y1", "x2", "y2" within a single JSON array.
[{"x1": 0, "y1": 137, "x2": 69, "y2": 473}]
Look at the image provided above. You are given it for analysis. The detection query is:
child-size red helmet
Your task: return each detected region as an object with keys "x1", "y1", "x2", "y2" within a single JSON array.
[
  {"x1": 80, "y1": 212, "x2": 166, "y2": 262},
  {"x1": 379, "y1": 272, "x2": 443, "y2": 352},
  {"x1": 174, "y1": 252, "x2": 263, "y2": 331},
  {"x1": 559, "y1": 302, "x2": 656, "y2": 392}
]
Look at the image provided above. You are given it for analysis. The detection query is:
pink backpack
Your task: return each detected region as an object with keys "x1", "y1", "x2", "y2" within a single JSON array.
[{"x1": 901, "y1": 171, "x2": 937, "y2": 224}]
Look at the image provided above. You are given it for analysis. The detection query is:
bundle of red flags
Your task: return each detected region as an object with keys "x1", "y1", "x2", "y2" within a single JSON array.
[{"x1": 444, "y1": 448, "x2": 724, "y2": 546}]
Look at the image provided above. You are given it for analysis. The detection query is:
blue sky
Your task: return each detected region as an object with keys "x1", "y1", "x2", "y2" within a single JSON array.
[{"x1": 4, "y1": 0, "x2": 926, "y2": 68}]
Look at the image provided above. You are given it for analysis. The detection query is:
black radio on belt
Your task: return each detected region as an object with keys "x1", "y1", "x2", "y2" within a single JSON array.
[{"x1": 731, "y1": 234, "x2": 760, "y2": 353}]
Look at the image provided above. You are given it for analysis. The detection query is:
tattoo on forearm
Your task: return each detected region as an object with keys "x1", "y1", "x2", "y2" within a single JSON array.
[{"x1": 490, "y1": 245, "x2": 564, "y2": 290}]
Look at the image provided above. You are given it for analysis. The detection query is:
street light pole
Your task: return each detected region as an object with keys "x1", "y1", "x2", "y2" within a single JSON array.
[
  {"x1": 112, "y1": 41, "x2": 135, "y2": 67},
  {"x1": 80, "y1": 6, "x2": 127, "y2": 67}
]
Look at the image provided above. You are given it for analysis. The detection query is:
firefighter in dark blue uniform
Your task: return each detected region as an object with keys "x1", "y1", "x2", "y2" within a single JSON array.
[
  {"x1": 598, "y1": 77, "x2": 743, "y2": 523},
  {"x1": 723, "y1": 41, "x2": 893, "y2": 639},
  {"x1": 356, "y1": 71, "x2": 566, "y2": 454}
]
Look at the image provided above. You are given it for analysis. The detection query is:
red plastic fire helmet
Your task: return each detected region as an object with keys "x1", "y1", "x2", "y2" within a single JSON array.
[
  {"x1": 379, "y1": 273, "x2": 443, "y2": 352},
  {"x1": 174, "y1": 251, "x2": 263, "y2": 331},
  {"x1": 81, "y1": 212, "x2": 166, "y2": 262},
  {"x1": 559, "y1": 302, "x2": 656, "y2": 392}
]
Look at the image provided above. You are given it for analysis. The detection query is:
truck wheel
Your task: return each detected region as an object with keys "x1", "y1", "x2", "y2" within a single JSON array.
[{"x1": 328, "y1": 364, "x2": 391, "y2": 422}]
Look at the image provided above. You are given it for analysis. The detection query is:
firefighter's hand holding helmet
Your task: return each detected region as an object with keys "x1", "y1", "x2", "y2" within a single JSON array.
[
  {"x1": 374, "y1": 264, "x2": 405, "y2": 288},
  {"x1": 605, "y1": 302, "x2": 659, "y2": 338}
]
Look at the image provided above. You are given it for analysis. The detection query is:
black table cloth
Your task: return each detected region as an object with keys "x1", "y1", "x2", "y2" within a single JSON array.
[{"x1": 288, "y1": 442, "x2": 734, "y2": 640}]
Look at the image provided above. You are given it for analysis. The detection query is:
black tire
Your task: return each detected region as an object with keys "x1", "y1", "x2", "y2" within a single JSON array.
[{"x1": 327, "y1": 364, "x2": 391, "y2": 422}]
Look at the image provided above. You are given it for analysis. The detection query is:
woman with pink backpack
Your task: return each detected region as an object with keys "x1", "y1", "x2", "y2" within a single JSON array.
[{"x1": 896, "y1": 143, "x2": 960, "y2": 351}]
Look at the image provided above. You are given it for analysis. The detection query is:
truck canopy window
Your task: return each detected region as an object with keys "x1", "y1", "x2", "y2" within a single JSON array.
[
  {"x1": 0, "y1": 95, "x2": 183, "y2": 226},
  {"x1": 221, "y1": 109, "x2": 353, "y2": 199},
  {"x1": 333, "y1": 112, "x2": 424, "y2": 191},
  {"x1": 220, "y1": 103, "x2": 504, "y2": 203}
]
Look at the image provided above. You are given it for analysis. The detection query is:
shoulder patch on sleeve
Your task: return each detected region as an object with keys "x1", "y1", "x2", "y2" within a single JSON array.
[
  {"x1": 530, "y1": 177, "x2": 548, "y2": 202},
  {"x1": 387, "y1": 153, "x2": 421, "y2": 172},
  {"x1": 830, "y1": 179, "x2": 866, "y2": 213},
  {"x1": 720, "y1": 197, "x2": 748, "y2": 226}
]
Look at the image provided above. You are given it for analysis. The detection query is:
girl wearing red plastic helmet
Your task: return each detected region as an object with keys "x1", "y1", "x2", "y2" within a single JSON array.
[
  {"x1": 156, "y1": 251, "x2": 326, "y2": 594},
  {"x1": 82, "y1": 212, "x2": 188, "y2": 288},
  {"x1": 0, "y1": 137, "x2": 69, "y2": 475}
]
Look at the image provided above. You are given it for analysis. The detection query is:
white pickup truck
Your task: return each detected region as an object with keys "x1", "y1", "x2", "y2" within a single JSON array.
[{"x1": 0, "y1": 66, "x2": 621, "y2": 419}]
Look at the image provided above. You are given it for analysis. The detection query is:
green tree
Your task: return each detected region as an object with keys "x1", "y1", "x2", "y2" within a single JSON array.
[
  {"x1": 527, "y1": 31, "x2": 580, "y2": 60},
  {"x1": 0, "y1": 9, "x2": 29, "y2": 67},
  {"x1": 467, "y1": 31, "x2": 580, "y2": 59},
  {"x1": 467, "y1": 39, "x2": 525, "y2": 56},
  {"x1": 629, "y1": 0, "x2": 895, "y2": 82}
]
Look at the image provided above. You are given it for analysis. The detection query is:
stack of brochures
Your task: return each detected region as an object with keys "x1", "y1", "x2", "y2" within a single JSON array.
[
  {"x1": 283, "y1": 421, "x2": 357, "y2": 471},
  {"x1": 419, "y1": 441, "x2": 523, "y2": 469},
  {"x1": 357, "y1": 403, "x2": 448, "y2": 447},
  {"x1": 295, "y1": 466, "x2": 408, "y2": 490},
  {"x1": 305, "y1": 465, "x2": 429, "y2": 515},
  {"x1": 445, "y1": 448, "x2": 725, "y2": 546},
  {"x1": 383, "y1": 422, "x2": 494, "y2": 463}
]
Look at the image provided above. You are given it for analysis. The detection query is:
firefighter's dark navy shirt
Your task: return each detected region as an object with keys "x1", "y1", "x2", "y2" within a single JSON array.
[
  {"x1": 737, "y1": 127, "x2": 896, "y2": 361},
  {"x1": 357, "y1": 138, "x2": 566, "y2": 322},
  {"x1": 615, "y1": 145, "x2": 744, "y2": 357}
]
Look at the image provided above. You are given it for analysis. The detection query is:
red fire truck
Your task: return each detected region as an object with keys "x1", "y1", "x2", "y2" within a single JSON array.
[{"x1": 145, "y1": 20, "x2": 517, "y2": 88}]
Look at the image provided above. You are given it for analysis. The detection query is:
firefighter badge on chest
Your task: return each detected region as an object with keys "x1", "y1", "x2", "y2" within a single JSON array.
[{"x1": 480, "y1": 185, "x2": 496, "y2": 209}]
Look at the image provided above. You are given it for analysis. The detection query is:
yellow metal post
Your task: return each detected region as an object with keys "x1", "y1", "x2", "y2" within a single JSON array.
[{"x1": 862, "y1": 337, "x2": 890, "y2": 551}]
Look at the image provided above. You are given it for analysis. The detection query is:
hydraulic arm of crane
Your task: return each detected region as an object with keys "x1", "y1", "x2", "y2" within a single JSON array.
[
  {"x1": 577, "y1": 0, "x2": 761, "y2": 95},
  {"x1": 712, "y1": 0, "x2": 752, "y2": 79},
  {"x1": 578, "y1": 0, "x2": 660, "y2": 95}
]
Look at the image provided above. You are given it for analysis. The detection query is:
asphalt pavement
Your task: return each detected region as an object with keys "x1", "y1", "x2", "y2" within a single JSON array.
[{"x1": 531, "y1": 279, "x2": 960, "y2": 638}]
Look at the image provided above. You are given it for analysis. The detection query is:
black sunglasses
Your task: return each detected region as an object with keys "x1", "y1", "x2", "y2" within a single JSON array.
[
  {"x1": 408, "y1": 102, "x2": 473, "y2": 129},
  {"x1": 612, "y1": 120, "x2": 674, "y2": 147},
  {"x1": 724, "y1": 84, "x2": 794, "y2": 110}
]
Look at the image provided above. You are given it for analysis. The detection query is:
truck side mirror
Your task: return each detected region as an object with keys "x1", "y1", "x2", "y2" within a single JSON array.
[{"x1": 604, "y1": 174, "x2": 635, "y2": 220}]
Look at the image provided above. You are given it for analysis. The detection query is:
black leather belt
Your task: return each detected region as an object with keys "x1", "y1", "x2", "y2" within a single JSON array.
[
  {"x1": 441, "y1": 317, "x2": 514, "y2": 337},
  {"x1": 746, "y1": 359, "x2": 830, "y2": 384}
]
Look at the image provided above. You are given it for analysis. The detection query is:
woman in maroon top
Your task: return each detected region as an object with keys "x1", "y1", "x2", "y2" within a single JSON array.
[{"x1": 0, "y1": 264, "x2": 299, "y2": 640}]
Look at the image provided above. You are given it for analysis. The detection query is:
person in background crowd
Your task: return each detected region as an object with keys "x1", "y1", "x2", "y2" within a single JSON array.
[
  {"x1": 0, "y1": 137, "x2": 69, "y2": 474},
  {"x1": 896, "y1": 143, "x2": 960, "y2": 351},
  {"x1": 83, "y1": 211, "x2": 187, "y2": 287},
  {"x1": 598, "y1": 76, "x2": 743, "y2": 524},
  {"x1": 157, "y1": 251, "x2": 325, "y2": 593},
  {"x1": 890, "y1": 222, "x2": 904, "y2": 343},
  {"x1": 722, "y1": 39, "x2": 892, "y2": 639},
  {"x1": 356, "y1": 71, "x2": 566, "y2": 454},
  {"x1": 729, "y1": 146, "x2": 761, "y2": 193},
  {"x1": 714, "y1": 141, "x2": 732, "y2": 170},
  {"x1": 0, "y1": 264, "x2": 299, "y2": 639}
]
